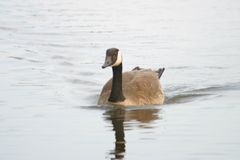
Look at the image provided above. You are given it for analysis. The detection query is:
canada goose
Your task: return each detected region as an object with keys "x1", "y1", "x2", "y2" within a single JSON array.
[{"x1": 98, "y1": 48, "x2": 165, "y2": 106}]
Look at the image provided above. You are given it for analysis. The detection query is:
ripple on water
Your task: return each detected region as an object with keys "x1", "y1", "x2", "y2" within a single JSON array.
[
  {"x1": 165, "y1": 93, "x2": 211, "y2": 104},
  {"x1": 51, "y1": 55, "x2": 70, "y2": 60},
  {"x1": 59, "y1": 61, "x2": 74, "y2": 66},
  {"x1": 66, "y1": 78, "x2": 98, "y2": 86},
  {"x1": 165, "y1": 82, "x2": 240, "y2": 104},
  {"x1": 77, "y1": 71, "x2": 96, "y2": 76},
  {"x1": 8, "y1": 56, "x2": 24, "y2": 60},
  {"x1": 8, "y1": 56, "x2": 42, "y2": 63},
  {"x1": 0, "y1": 26, "x2": 18, "y2": 31}
]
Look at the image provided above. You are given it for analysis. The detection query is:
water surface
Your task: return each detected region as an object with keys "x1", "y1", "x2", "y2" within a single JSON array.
[{"x1": 0, "y1": 0, "x2": 240, "y2": 159}]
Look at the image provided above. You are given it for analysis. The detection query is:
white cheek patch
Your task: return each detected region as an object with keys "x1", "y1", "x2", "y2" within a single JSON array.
[{"x1": 112, "y1": 51, "x2": 122, "y2": 67}]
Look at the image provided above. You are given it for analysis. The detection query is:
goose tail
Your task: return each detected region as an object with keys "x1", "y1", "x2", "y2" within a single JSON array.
[{"x1": 157, "y1": 68, "x2": 165, "y2": 79}]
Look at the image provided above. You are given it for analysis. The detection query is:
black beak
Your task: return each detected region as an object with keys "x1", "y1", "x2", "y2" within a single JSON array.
[{"x1": 102, "y1": 57, "x2": 112, "y2": 69}]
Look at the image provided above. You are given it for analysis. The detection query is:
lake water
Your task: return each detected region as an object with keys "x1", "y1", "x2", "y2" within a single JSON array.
[{"x1": 0, "y1": 0, "x2": 240, "y2": 159}]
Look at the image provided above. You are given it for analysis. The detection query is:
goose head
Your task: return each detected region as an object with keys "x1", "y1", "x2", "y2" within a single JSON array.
[{"x1": 102, "y1": 48, "x2": 122, "y2": 69}]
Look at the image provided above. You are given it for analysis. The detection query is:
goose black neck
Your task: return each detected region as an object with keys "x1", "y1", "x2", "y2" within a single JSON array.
[{"x1": 109, "y1": 63, "x2": 126, "y2": 102}]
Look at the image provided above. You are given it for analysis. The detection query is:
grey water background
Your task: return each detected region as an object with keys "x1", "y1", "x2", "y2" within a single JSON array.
[{"x1": 0, "y1": 0, "x2": 240, "y2": 159}]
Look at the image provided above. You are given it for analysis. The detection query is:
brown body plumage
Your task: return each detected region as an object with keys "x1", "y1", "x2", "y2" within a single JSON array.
[{"x1": 98, "y1": 69, "x2": 164, "y2": 106}]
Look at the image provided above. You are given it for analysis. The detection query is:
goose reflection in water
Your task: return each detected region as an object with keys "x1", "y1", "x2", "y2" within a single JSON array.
[{"x1": 104, "y1": 107, "x2": 160, "y2": 160}]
